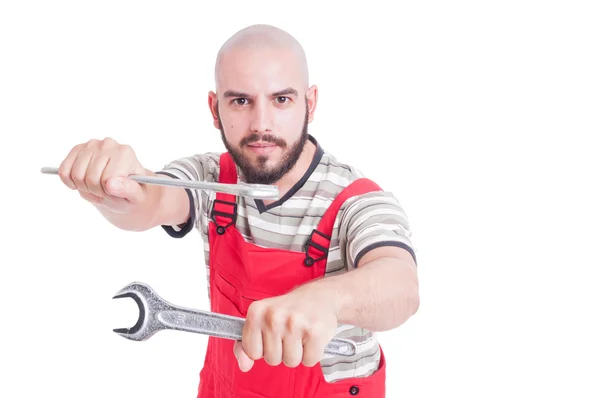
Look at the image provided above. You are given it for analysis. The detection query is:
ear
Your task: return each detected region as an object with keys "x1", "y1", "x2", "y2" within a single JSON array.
[
  {"x1": 306, "y1": 85, "x2": 318, "y2": 123},
  {"x1": 208, "y1": 91, "x2": 220, "y2": 129}
]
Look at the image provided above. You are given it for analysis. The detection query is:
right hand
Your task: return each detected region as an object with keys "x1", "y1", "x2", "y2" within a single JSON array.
[{"x1": 58, "y1": 137, "x2": 148, "y2": 214}]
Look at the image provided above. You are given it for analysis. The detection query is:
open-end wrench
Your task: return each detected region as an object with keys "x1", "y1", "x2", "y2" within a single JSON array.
[
  {"x1": 40, "y1": 167, "x2": 280, "y2": 200},
  {"x1": 112, "y1": 282, "x2": 358, "y2": 357}
]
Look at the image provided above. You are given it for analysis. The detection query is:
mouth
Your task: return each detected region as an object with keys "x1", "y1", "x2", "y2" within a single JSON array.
[{"x1": 247, "y1": 142, "x2": 279, "y2": 155}]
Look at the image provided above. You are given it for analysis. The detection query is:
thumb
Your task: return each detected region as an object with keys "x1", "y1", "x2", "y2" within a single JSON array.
[
  {"x1": 106, "y1": 177, "x2": 144, "y2": 203},
  {"x1": 234, "y1": 340, "x2": 254, "y2": 372}
]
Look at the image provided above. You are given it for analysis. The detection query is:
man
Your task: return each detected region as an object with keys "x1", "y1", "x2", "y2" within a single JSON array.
[{"x1": 57, "y1": 24, "x2": 419, "y2": 398}]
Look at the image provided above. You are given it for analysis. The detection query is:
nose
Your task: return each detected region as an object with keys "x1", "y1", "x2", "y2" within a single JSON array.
[{"x1": 249, "y1": 98, "x2": 273, "y2": 134}]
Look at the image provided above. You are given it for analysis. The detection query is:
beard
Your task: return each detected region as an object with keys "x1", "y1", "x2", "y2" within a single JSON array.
[{"x1": 217, "y1": 103, "x2": 309, "y2": 185}]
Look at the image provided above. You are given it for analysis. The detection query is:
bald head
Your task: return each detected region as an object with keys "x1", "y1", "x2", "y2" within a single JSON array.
[
  {"x1": 207, "y1": 24, "x2": 319, "y2": 185},
  {"x1": 214, "y1": 24, "x2": 309, "y2": 91}
]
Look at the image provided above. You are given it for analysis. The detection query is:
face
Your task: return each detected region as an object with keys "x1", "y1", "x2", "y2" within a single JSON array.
[
  {"x1": 209, "y1": 48, "x2": 318, "y2": 185},
  {"x1": 217, "y1": 102, "x2": 309, "y2": 184}
]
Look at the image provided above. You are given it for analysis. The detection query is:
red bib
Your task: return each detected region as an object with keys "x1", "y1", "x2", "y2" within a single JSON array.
[{"x1": 197, "y1": 152, "x2": 387, "y2": 397}]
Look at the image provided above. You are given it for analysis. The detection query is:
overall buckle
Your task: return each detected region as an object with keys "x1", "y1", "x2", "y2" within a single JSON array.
[
  {"x1": 303, "y1": 229, "x2": 330, "y2": 267},
  {"x1": 210, "y1": 199, "x2": 237, "y2": 235}
]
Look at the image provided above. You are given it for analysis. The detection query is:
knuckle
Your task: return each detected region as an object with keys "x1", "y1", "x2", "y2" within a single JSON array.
[
  {"x1": 285, "y1": 313, "x2": 305, "y2": 332},
  {"x1": 303, "y1": 325, "x2": 317, "y2": 340},
  {"x1": 86, "y1": 138, "x2": 100, "y2": 148},
  {"x1": 247, "y1": 302, "x2": 264, "y2": 321},
  {"x1": 266, "y1": 308, "x2": 286, "y2": 329},
  {"x1": 119, "y1": 144, "x2": 134, "y2": 156},
  {"x1": 101, "y1": 137, "x2": 118, "y2": 149}
]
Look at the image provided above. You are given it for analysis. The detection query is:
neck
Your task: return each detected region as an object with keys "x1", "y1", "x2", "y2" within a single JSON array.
[{"x1": 263, "y1": 139, "x2": 316, "y2": 205}]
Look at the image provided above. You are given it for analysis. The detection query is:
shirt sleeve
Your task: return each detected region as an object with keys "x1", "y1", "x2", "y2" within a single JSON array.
[
  {"x1": 338, "y1": 190, "x2": 417, "y2": 268},
  {"x1": 155, "y1": 152, "x2": 221, "y2": 238}
]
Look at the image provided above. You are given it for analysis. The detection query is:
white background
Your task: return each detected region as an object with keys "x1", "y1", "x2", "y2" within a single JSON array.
[{"x1": 1, "y1": 1, "x2": 599, "y2": 397}]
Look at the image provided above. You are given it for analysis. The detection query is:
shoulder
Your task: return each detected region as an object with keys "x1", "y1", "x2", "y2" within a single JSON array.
[
  {"x1": 306, "y1": 149, "x2": 369, "y2": 202},
  {"x1": 315, "y1": 150, "x2": 366, "y2": 185},
  {"x1": 312, "y1": 148, "x2": 411, "y2": 230},
  {"x1": 315, "y1": 149, "x2": 394, "y2": 207},
  {"x1": 159, "y1": 151, "x2": 223, "y2": 182},
  {"x1": 316, "y1": 150, "x2": 411, "y2": 239},
  {"x1": 313, "y1": 148, "x2": 416, "y2": 266}
]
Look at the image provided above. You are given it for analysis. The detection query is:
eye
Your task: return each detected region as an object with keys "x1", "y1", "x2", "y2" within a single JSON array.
[
  {"x1": 275, "y1": 96, "x2": 289, "y2": 104},
  {"x1": 233, "y1": 98, "x2": 249, "y2": 106}
]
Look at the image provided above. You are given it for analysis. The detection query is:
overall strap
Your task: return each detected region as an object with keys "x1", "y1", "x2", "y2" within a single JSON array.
[
  {"x1": 218, "y1": 152, "x2": 238, "y2": 185},
  {"x1": 303, "y1": 178, "x2": 382, "y2": 266},
  {"x1": 210, "y1": 152, "x2": 238, "y2": 235}
]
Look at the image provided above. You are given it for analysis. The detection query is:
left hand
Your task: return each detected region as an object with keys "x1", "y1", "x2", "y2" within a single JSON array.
[{"x1": 233, "y1": 287, "x2": 339, "y2": 372}]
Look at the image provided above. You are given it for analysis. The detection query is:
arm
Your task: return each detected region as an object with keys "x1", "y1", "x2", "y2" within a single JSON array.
[
  {"x1": 234, "y1": 246, "x2": 419, "y2": 371},
  {"x1": 291, "y1": 245, "x2": 419, "y2": 332},
  {"x1": 234, "y1": 190, "x2": 419, "y2": 371}
]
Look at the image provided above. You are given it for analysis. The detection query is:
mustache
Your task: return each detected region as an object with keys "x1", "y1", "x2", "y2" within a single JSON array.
[{"x1": 240, "y1": 133, "x2": 287, "y2": 148}]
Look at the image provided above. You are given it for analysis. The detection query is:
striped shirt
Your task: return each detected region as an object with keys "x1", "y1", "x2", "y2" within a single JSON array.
[{"x1": 158, "y1": 135, "x2": 416, "y2": 382}]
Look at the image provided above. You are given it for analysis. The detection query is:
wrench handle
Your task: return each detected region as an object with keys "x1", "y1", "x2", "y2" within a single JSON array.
[
  {"x1": 40, "y1": 166, "x2": 280, "y2": 199},
  {"x1": 157, "y1": 309, "x2": 357, "y2": 357},
  {"x1": 157, "y1": 309, "x2": 244, "y2": 341}
]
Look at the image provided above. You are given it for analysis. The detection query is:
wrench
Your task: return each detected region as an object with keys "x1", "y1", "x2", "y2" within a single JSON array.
[
  {"x1": 112, "y1": 282, "x2": 358, "y2": 357},
  {"x1": 40, "y1": 167, "x2": 280, "y2": 200}
]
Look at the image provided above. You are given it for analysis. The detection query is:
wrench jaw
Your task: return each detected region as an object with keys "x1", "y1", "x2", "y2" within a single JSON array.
[
  {"x1": 112, "y1": 291, "x2": 148, "y2": 341},
  {"x1": 112, "y1": 282, "x2": 161, "y2": 342}
]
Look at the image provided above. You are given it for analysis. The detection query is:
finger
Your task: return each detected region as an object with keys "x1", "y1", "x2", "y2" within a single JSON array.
[
  {"x1": 104, "y1": 176, "x2": 145, "y2": 203},
  {"x1": 78, "y1": 190, "x2": 103, "y2": 205},
  {"x1": 243, "y1": 304, "x2": 264, "y2": 361},
  {"x1": 262, "y1": 330, "x2": 283, "y2": 366},
  {"x1": 301, "y1": 333, "x2": 327, "y2": 368},
  {"x1": 85, "y1": 153, "x2": 111, "y2": 198},
  {"x1": 282, "y1": 334, "x2": 303, "y2": 368},
  {"x1": 234, "y1": 340, "x2": 254, "y2": 372},
  {"x1": 242, "y1": 325, "x2": 264, "y2": 362},
  {"x1": 102, "y1": 158, "x2": 145, "y2": 204},
  {"x1": 70, "y1": 148, "x2": 96, "y2": 192},
  {"x1": 58, "y1": 144, "x2": 84, "y2": 190}
]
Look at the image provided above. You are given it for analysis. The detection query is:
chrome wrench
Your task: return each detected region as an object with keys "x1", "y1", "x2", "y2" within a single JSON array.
[
  {"x1": 40, "y1": 167, "x2": 280, "y2": 200},
  {"x1": 112, "y1": 282, "x2": 358, "y2": 357}
]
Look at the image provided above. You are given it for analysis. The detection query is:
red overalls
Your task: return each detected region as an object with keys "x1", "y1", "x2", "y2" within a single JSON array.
[{"x1": 197, "y1": 152, "x2": 387, "y2": 398}]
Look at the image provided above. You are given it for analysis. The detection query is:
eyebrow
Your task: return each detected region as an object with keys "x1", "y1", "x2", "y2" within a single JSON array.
[
  {"x1": 223, "y1": 90, "x2": 250, "y2": 98},
  {"x1": 222, "y1": 87, "x2": 299, "y2": 98},
  {"x1": 272, "y1": 87, "x2": 298, "y2": 97}
]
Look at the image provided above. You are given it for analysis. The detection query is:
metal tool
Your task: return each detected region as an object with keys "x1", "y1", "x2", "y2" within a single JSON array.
[
  {"x1": 112, "y1": 282, "x2": 358, "y2": 357},
  {"x1": 40, "y1": 167, "x2": 280, "y2": 200}
]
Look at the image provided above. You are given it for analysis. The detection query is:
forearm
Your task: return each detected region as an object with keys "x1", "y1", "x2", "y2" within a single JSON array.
[
  {"x1": 236, "y1": 249, "x2": 419, "y2": 371},
  {"x1": 295, "y1": 254, "x2": 419, "y2": 331}
]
